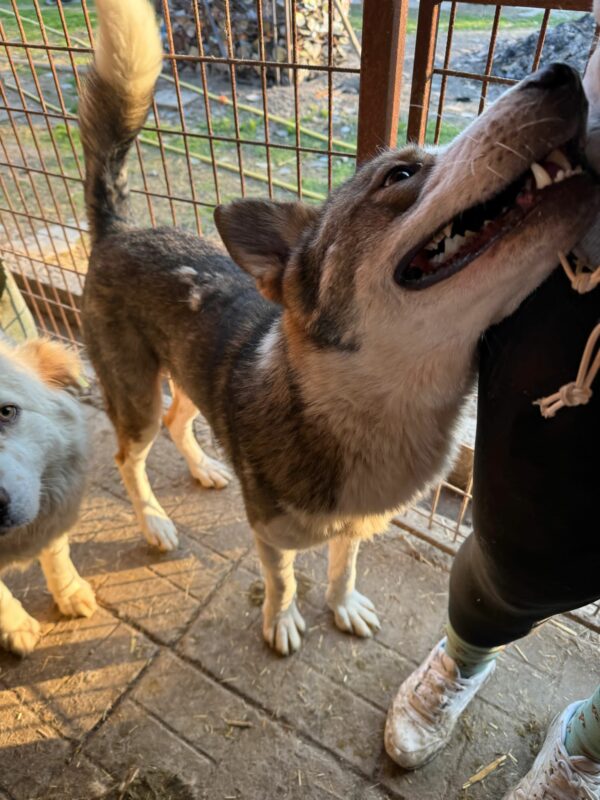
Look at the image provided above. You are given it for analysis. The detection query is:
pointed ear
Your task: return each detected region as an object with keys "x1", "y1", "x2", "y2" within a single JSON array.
[
  {"x1": 17, "y1": 339, "x2": 82, "y2": 389},
  {"x1": 214, "y1": 199, "x2": 319, "y2": 303}
]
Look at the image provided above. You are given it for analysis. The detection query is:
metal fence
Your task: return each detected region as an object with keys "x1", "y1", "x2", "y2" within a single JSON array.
[{"x1": 0, "y1": 0, "x2": 598, "y2": 630}]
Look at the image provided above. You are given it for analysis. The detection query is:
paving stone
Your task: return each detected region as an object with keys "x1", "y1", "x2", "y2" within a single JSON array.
[
  {"x1": 132, "y1": 650, "x2": 265, "y2": 762},
  {"x1": 95, "y1": 562, "x2": 201, "y2": 646},
  {"x1": 1, "y1": 608, "x2": 156, "y2": 738},
  {"x1": 357, "y1": 533, "x2": 449, "y2": 665},
  {"x1": 186, "y1": 519, "x2": 252, "y2": 562},
  {"x1": 0, "y1": 686, "x2": 110, "y2": 799},
  {"x1": 297, "y1": 610, "x2": 414, "y2": 712},
  {"x1": 149, "y1": 535, "x2": 233, "y2": 604},
  {"x1": 204, "y1": 719, "x2": 394, "y2": 800},
  {"x1": 179, "y1": 567, "x2": 385, "y2": 774},
  {"x1": 85, "y1": 698, "x2": 212, "y2": 793},
  {"x1": 454, "y1": 700, "x2": 546, "y2": 800},
  {"x1": 479, "y1": 652, "x2": 559, "y2": 723}
]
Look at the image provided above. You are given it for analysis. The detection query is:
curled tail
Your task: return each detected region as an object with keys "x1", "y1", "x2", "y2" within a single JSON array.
[{"x1": 79, "y1": 0, "x2": 162, "y2": 242}]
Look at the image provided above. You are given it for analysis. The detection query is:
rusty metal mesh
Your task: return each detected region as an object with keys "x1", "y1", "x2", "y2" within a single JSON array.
[
  {"x1": 0, "y1": 0, "x2": 360, "y2": 344},
  {"x1": 0, "y1": 0, "x2": 598, "y2": 630}
]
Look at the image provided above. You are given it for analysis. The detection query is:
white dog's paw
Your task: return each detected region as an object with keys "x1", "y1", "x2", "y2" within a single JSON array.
[
  {"x1": 0, "y1": 612, "x2": 41, "y2": 656},
  {"x1": 263, "y1": 600, "x2": 306, "y2": 656},
  {"x1": 329, "y1": 590, "x2": 381, "y2": 638},
  {"x1": 55, "y1": 579, "x2": 97, "y2": 619},
  {"x1": 190, "y1": 455, "x2": 232, "y2": 490},
  {"x1": 142, "y1": 514, "x2": 179, "y2": 551}
]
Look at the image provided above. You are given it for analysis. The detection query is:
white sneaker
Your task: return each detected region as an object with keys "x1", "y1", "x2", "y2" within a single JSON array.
[
  {"x1": 503, "y1": 702, "x2": 600, "y2": 799},
  {"x1": 385, "y1": 639, "x2": 495, "y2": 769}
]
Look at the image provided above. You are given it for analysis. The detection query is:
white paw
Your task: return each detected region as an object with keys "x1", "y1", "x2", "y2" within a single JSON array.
[
  {"x1": 55, "y1": 579, "x2": 97, "y2": 619},
  {"x1": 0, "y1": 612, "x2": 41, "y2": 656},
  {"x1": 142, "y1": 514, "x2": 179, "y2": 551},
  {"x1": 190, "y1": 455, "x2": 232, "y2": 490},
  {"x1": 328, "y1": 590, "x2": 381, "y2": 638},
  {"x1": 263, "y1": 600, "x2": 306, "y2": 656}
]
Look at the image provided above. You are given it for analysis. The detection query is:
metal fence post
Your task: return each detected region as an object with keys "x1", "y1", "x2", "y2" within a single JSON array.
[{"x1": 356, "y1": 0, "x2": 408, "y2": 164}]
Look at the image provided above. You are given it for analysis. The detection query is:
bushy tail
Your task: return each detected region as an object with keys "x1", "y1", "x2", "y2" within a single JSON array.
[{"x1": 79, "y1": 0, "x2": 163, "y2": 242}]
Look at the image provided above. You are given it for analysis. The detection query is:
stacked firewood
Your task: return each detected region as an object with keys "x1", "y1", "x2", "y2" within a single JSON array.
[{"x1": 159, "y1": 0, "x2": 353, "y2": 82}]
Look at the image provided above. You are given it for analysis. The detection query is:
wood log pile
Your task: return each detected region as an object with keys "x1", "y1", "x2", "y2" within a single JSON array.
[{"x1": 160, "y1": 0, "x2": 353, "y2": 82}]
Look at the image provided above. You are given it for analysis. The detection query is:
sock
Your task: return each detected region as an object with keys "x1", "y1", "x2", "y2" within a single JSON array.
[
  {"x1": 565, "y1": 688, "x2": 600, "y2": 763},
  {"x1": 444, "y1": 621, "x2": 504, "y2": 678}
]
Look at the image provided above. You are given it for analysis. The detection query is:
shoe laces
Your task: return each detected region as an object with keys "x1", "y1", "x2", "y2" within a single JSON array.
[
  {"x1": 409, "y1": 652, "x2": 463, "y2": 726},
  {"x1": 518, "y1": 748, "x2": 600, "y2": 800}
]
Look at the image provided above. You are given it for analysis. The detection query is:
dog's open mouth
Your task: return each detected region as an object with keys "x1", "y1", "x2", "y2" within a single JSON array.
[{"x1": 396, "y1": 143, "x2": 588, "y2": 289}]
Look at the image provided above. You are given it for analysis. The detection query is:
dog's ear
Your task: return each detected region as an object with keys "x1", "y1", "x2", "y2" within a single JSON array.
[
  {"x1": 17, "y1": 339, "x2": 82, "y2": 389},
  {"x1": 214, "y1": 199, "x2": 319, "y2": 303}
]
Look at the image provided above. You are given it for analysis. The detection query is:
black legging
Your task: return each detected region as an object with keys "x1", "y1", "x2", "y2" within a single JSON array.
[{"x1": 449, "y1": 267, "x2": 600, "y2": 648}]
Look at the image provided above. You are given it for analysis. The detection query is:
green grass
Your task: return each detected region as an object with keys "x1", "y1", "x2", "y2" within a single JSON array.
[
  {"x1": 0, "y1": 0, "x2": 95, "y2": 44},
  {"x1": 349, "y1": 3, "x2": 579, "y2": 35}
]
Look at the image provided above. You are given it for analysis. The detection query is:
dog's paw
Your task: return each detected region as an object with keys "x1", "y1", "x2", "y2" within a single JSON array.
[
  {"x1": 190, "y1": 455, "x2": 232, "y2": 490},
  {"x1": 142, "y1": 514, "x2": 179, "y2": 551},
  {"x1": 0, "y1": 612, "x2": 41, "y2": 657},
  {"x1": 329, "y1": 590, "x2": 381, "y2": 638},
  {"x1": 263, "y1": 600, "x2": 306, "y2": 656},
  {"x1": 55, "y1": 579, "x2": 97, "y2": 619}
]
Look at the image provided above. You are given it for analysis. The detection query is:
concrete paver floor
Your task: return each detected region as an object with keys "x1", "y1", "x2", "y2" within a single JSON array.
[{"x1": 0, "y1": 397, "x2": 598, "y2": 800}]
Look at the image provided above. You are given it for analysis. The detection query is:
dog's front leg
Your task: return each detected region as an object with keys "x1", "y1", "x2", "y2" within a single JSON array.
[
  {"x1": 0, "y1": 578, "x2": 41, "y2": 656},
  {"x1": 254, "y1": 536, "x2": 305, "y2": 656},
  {"x1": 39, "y1": 534, "x2": 97, "y2": 619},
  {"x1": 326, "y1": 538, "x2": 380, "y2": 637}
]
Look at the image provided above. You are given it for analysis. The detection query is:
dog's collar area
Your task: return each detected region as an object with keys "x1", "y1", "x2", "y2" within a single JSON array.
[{"x1": 395, "y1": 142, "x2": 589, "y2": 290}]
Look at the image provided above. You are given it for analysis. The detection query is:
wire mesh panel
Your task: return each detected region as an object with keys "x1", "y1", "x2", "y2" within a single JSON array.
[{"x1": 0, "y1": 0, "x2": 362, "y2": 342}]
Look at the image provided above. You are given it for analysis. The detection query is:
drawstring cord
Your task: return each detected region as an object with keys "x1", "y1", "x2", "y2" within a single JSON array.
[{"x1": 535, "y1": 253, "x2": 600, "y2": 419}]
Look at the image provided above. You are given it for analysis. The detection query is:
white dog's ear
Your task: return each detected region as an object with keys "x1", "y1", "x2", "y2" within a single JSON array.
[
  {"x1": 214, "y1": 200, "x2": 319, "y2": 303},
  {"x1": 17, "y1": 339, "x2": 82, "y2": 389}
]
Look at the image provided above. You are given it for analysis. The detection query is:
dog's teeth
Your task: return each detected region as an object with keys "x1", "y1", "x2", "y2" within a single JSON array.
[
  {"x1": 431, "y1": 230, "x2": 445, "y2": 244},
  {"x1": 465, "y1": 229, "x2": 477, "y2": 238},
  {"x1": 444, "y1": 235, "x2": 466, "y2": 257},
  {"x1": 443, "y1": 224, "x2": 453, "y2": 237},
  {"x1": 546, "y1": 148, "x2": 572, "y2": 172},
  {"x1": 555, "y1": 169, "x2": 565, "y2": 183},
  {"x1": 573, "y1": 165, "x2": 584, "y2": 175},
  {"x1": 531, "y1": 162, "x2": 552, "y2": 190}
]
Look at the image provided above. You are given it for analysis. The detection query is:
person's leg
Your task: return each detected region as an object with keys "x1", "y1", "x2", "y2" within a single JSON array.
[
  {"x1": 385, "y1": 527, "x2": 600, "y2": 770},
  {"x1": 566, "y1": 688, "x2": 600, "y2": 763},
  {"x1": 502, "y1": 695, "x2": 600, "y2": 799}
]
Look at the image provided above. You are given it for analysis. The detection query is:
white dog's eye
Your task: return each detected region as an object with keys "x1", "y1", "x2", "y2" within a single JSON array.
[
  {"x1": 0, "y1": 405, "x2": 19, "y2": 425},
  {"x1": 382, "y1": 163, "x2": 422, "y2": 187}
]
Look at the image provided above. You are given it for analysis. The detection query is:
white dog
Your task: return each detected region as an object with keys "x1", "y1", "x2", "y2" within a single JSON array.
[{"x1": 0, "y1": 336, "x2": 96, "y2": 655}]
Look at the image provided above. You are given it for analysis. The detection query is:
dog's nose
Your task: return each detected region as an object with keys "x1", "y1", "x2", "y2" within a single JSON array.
[
  {"x1": 0, "y1": 487, "x2": 9, "y2": 522},
  {"x1": 523, "y1": 62, "x2": 581, "y2": 91}
]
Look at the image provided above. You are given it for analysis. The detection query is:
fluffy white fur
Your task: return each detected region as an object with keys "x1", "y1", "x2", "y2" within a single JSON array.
[
  {"x1": 0, "y1": 338, "x2": 95, "y2": 655},
  {"x1": 95, "y1": 0, "x2": 163, "y2": 128}
]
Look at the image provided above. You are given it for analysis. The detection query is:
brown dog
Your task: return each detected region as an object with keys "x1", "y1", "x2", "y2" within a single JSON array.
[{"x1": 79, "y1": 0, "x2": 599, "y2": 655}]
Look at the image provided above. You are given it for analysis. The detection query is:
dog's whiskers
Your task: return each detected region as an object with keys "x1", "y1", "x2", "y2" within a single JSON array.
[{"x1": 495, "y1": 141, "x2": 529, "y2": 162}]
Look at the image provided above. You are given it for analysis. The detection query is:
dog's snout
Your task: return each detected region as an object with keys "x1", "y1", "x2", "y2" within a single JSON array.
[
  {"x1": 523, "y1": 62, "x2": 581, "y2": 92},
  {"x1": 0, "y1": 487, "x2": 9, "y2": 522}
]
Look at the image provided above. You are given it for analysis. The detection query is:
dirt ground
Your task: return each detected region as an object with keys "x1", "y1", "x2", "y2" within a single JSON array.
[{"x1": 0, "y1": 391, "x2": 598, "y2": 800}]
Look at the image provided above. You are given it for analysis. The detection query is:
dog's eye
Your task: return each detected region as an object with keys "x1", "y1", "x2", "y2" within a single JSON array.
[
  {"x1": 0, "y1": 406, "x2": 19, "y2": 425},
  {"x1": 382, "y1": 163, "x2": 422, "y2": 187}
]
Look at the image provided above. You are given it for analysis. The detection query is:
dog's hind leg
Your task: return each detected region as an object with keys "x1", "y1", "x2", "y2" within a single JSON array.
[
  {"x1": 254, "y1": 535, "x2": 305, "y2": 656},
  {"x1": 326, "y1": 538, "x2": 381, "y2": 637},
  {"x1": 39, "y1": 534, "x2": 96, "y2": 619},
  {"x1": 164, "y1": 382, "x2": 232, "y2": 489},
  {"x1": 0, "y1": 579, "x2": 40, "y2": 656}
]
